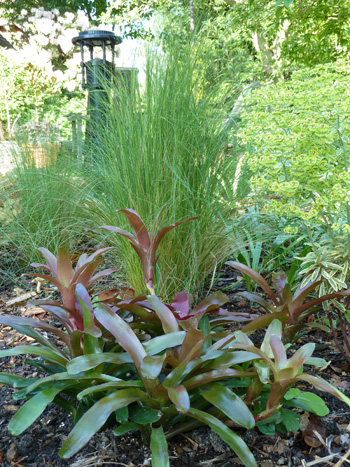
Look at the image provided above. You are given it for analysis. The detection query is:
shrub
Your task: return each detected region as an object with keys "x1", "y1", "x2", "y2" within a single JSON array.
[{"x1": 239, "y1": 59, "x2": 350, "y2": 290}]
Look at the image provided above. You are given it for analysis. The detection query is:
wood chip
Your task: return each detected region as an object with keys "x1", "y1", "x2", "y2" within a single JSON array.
[
  {"x1": 22, "y1": 306, "x2": 45, "y2": 317},
  {"x1": 6, "y1": 292, "x2": 37, "y2": 306}
]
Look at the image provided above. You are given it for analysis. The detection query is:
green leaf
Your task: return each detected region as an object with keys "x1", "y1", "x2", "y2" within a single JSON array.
[
  {"x1": 150, "y1": 426, "x2": 169, "y2": 467},
  {"x1": 284, "y1": 388, "x2": 300, "y2": 400},
  {"x1": 59, "y1": 389, "x2": 147, "y2": 458},
  {"x1": 129, "y1": 404, "x2": 162, "y2": 425},
  {"x1": 141, "y1": 354, "x2": 166, "y2": 379},
  {"x1": 77, "y1": 381, "x2": 143, "y2": 399},
  {"x1": 0, "y1": 373, "x2": 36, "y2": 388},
  {"x1": 9, "y1": 382, "x2": 74, "y2": 435},
  {"x1": 0, "y1": 345, "x2": 67, "y2": 367},
  {"x1": 188, "y1": 408, "x2": 257, "y2": 467},
  {"x1": 199, "y1": 315, "x2": 212, "y2": 352},
  {"x1": 285, "y1": 392, "x2": 329, "y2": 416},
  {"x1": 167, "y1": 385, "x2": 190, "y2": 413},
  {"x1": 115, "y1": 406, "x2": 129, "y2": 423},
  {"x1": 280, "y1": 408, "x2": 300, "y2": 432},
  {"x1": 200, "y1": 383, "x2": 255, "y2": 429},
  {"x1": 258, "y1": 423, "x2": 276, "y2": 435},
  {"x1": 143, "y1": 332, "x2": 186, "y2": 355},
  {"x1": 114, "y1": 422, "x2": 138, "y2": 436},
  {"x1": 67, "y1": 352, "x2": 132, "y2": 374}
]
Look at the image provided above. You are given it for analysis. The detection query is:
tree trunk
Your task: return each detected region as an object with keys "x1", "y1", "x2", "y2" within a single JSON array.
[{"x1": 252, "y1": 19, "x2": 290, "y2": 78}]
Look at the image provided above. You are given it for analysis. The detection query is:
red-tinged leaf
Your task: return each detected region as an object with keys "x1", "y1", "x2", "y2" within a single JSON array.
[
  {"x1": 30, "y1": 262, "x2": 51, "y2": 272},
  {"x1": 292, "y1": 279, "x2": 321, "y2": 307},
  {"x1": 150, "y1": 217, "x2": 198, "y2": 268},
  {"x1": 242, "y1": 311, "x2": 289, "y2": 334},
  {"x1": 294, "y1": 290, "x2": 350, "y2": 319},
  {"x1": 59, "y1": 389, "x2": 147, "y2": 458},
  {"x1": 190, "y1": 291, "x2": 228, "y2": 318},
  {"x1": 94, "y1": 303, "x2": 147, "y2": 372},
  {"x1": 74, "y1": 248, "x2": 112, "y2": 272},
  {"x1": 295, "y1": 374, "x2": 350, "y2": 406},
  {"x1": 167, "y1": 385, "x2": 190, "y2": 413},
  {"x1": 0, "y1": 315, "x2": 71, "y2": 348},
  {"x1": 147, "y1": 295, "x2": 180, "y2": 333},
  {"x1": 26, "y1": 273, "x2": 65, "y2": 295},
  {"x1": 269, "y1": 335, "x2": 287, "y2": 370},
  {"x1": 288, "y1": 343, "x2": 315, "y2": 375},
  {"x1": 226, "y1": 261, "x2": 279, "y2": 305},
  {"x1": 38, "y1": 304, "x2": 75, "y2": 331},
  {"x1": 188, "y1": 408, "x2": 258, "y2": 467},
  {"x1": 303, "y1": 414, "x2": 325, "y2": 448},
  {"x1": 179, "y1": 327, "x2": 204, "y2": 362},
  {"x1": 75, "y1": 259, "x2": 104, "y2": 287},
  {"x1": 120, "y1": 208, "x2": 151, "y2": 249},
  {"x1": 57, "y1": 247, "x2": 74, "y2": 287},
  {"x1": 171, "y1": 291, "x2": 190, "y2": 319},
  {"x1": 272, "y1": 271, "x2": 289, "y2": 303},
  {"x1": 88, "y1": 268, "x2": 117, "y2": 287},
  {"x1": 184, "y1": 368, "x2": 253, "y2": 391},
  {"x1": 37, "y1": 247, "x2": 58, "y2": 277},
  {"x1": 75, "y1": 283, "x2": 93, "y2": 311},
  {"x1": 235, "y1": 291, "x2": 274, "y2": 312},
  {"x1": 261, "y1": 319, "x2": 282, "y2": 358},
  {"x1": 163, "y1": 333, "x2": 213, "y2": 387},
  {"x1": 100, "y1": 225, "x2": 138, "y2": 245},
  {"x1": 210, "y1": 315, "x2": 257, "y2": 326},
  {"x1": 150, "y1": 426, "x2": 169, "y2": 467},
  {"x1": 200, "y1": 383, "x2": 255, "y2": 429}
]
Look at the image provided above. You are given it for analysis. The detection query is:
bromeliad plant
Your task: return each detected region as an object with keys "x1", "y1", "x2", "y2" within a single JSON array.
[{"x1": 227, "y1": 261, "x2": 350, "y2": 342}]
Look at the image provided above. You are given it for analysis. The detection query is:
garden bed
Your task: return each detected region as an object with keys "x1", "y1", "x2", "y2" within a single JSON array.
[{"x1": 1, "y1": 274, "x2": 350, "y2": 467}]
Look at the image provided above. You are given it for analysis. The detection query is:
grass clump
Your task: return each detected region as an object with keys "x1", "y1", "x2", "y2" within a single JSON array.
[
  {"x1": 85, "y1": 44, "x2": 243, "y2": 298},
  {"x1": 0, "y1": 138, "x2": 91, "y2": 282}
]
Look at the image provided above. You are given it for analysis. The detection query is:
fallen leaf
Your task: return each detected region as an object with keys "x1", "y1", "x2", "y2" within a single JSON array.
[
  {"x1": 304, "y1": 414, "x2": 326, "y2": 448},
  {"x1": 6, "y1": 292, "x2": 37, "y2": 306},
  {"x1": 22, "y1": 307, "x2": 45, "y2": 317}
]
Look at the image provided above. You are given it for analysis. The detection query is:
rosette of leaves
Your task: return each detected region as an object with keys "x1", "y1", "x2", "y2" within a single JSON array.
[
  {"x1": 100, "y1": 208, "x2": 257, "y2": 332},
  {"x1": 217, "y1": 320, "x2": 350, "y2": 432},
  {"x1": 226, "y1": 261, "x2": 350, "y2": 342},
  {"x1": 0, "y1": 247, "x2": 123, "y2": 435}
]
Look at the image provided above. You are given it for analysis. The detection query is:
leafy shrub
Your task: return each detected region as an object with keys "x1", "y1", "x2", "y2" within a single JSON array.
[{"x1": 239, "y1": 59, "x2": 350, "y2": 290}]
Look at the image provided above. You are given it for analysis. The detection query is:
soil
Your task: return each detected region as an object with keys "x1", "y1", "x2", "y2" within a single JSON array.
[{"x1": 1, "y1": 269, "x2": 350, "y2": 467}]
